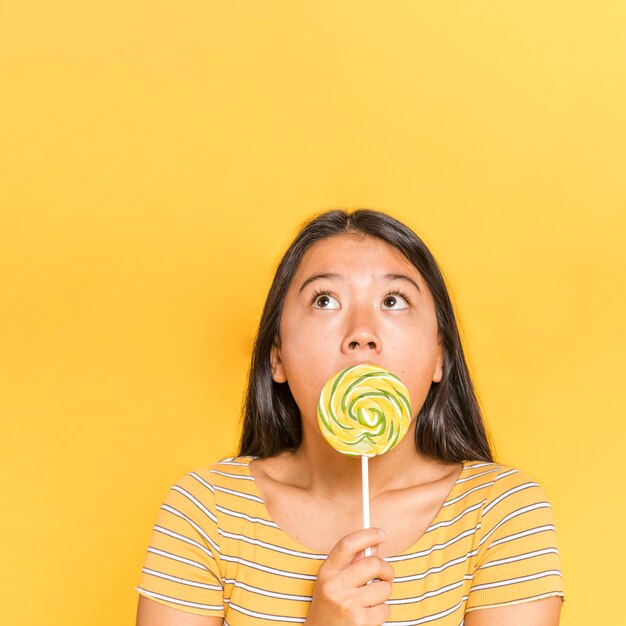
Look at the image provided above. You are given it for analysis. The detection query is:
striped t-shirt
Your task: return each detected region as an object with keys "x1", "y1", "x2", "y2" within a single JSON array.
[{"x1": 135, "y1": 456, "x2": 564, "y2": 624}]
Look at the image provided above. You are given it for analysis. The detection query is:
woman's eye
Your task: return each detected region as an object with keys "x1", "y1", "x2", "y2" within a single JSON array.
[
  {"x1": 382, "y1": 293, "x2": 409, "y2": 310},
  {"x1": 313, "y1": 293, "x2": 340, "y2": 309}
]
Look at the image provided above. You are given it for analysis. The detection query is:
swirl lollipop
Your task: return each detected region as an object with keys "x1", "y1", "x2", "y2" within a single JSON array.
[
  {"x1": 317, "y1": 363, "x2": 412, "y2": 555},
  {"x1": 317, "y1": 363, "x2": 412, "y2": 457}
]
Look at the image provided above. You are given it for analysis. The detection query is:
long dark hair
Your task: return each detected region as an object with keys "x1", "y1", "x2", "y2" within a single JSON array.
[{"x1": 239, "y1": 209, "x2": 494, "y2": 463}]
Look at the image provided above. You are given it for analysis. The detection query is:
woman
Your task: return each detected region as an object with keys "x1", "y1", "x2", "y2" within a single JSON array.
[{"x1": 135, "y1": 209, "x2": 564, "y2": 625}]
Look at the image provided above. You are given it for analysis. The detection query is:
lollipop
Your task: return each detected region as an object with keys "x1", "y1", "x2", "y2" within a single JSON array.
[
  {"x1": 317, "y1": 363, "x2": 412, "y2": 554},
  {"x1": 317, "y1": 363, "x2": 412, "y2": 457}
]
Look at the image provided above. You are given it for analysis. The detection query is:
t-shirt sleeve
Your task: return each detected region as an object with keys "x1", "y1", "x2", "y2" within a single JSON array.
[
  {"x1": 466, "y1": 466, "x2": 565, "y2": 612},
  {"x1": 135, "y1": 468, "x2": 224, "y2": 617}
]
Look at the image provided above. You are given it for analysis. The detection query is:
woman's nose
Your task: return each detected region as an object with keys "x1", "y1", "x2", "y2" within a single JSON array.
[{"x1": 341, "y1": 308, "x2": 381, "y2": 355}]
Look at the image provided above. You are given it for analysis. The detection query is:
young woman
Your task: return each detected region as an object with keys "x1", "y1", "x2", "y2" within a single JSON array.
[{"x1": 135, "y1": 209, "x2": 564, "y2": 625}]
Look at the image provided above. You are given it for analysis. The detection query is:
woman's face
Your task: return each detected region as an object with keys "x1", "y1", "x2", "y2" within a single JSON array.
[{"x1": 270, "y1": 233, "x2": 444, "y2": 433}]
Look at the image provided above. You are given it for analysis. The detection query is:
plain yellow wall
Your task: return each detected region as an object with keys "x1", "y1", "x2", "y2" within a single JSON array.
[{"x1": 1, "y1": 2, "x2": 624, "y2": 624}]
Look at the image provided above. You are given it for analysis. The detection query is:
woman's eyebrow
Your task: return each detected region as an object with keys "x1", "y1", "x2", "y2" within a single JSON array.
[
  {"x1": 298, "y1": 272, "x2": 421, "y2": 294},
  {"x1": 384, "y1": 273, "x2": 421, "y2": 293},
  {"x1": 298, "y1": 273, "x2": 341, "y2": 294}
]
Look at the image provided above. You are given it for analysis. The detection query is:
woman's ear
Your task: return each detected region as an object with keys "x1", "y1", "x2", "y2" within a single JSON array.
[
  {"x1": 269, "y1": 336, "x2": 287, "y2": 383},
  {"x1": 432, "y1": 337, "x2": 444, "y2": 383}
]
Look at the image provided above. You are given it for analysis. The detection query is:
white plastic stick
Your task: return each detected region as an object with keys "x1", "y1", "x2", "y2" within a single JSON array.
[{"x1": 362, "y1": 455, "x2": 372, "y2": 558}]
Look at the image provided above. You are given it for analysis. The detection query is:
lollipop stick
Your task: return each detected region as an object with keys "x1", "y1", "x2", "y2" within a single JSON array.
[{"x1": 362, "y1": 455, "x2": 372, "y2": 558}]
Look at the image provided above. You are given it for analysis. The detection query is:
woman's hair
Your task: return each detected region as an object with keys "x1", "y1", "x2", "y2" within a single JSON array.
[{"x1": 239, "y1": 209, "x2": 494, "y2": 463}]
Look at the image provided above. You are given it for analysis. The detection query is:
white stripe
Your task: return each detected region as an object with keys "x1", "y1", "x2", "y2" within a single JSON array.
[
  {"x1": 189, "y1": 472, "x2": 215, "y2": 493},
  {"x1": 483, "y1": 482, "x2": 539, "y2": 515},
  {"x1": 386, "y1": 595, "x2": 467, "y2": 625},
  {"x1": 494, "y1": 468, "x2": 520, "y2": 481},
  {"x1": 393, "y1": 550, "x2": 479, "y2": 583},
  {"x1": 146, "y1": 546, "x2": 209, "y2": 571},
  {"x1": 223, "y1": 579, "x2": 312, "y2": 602},
  {"x1": 488, "y1": 524, "x2": 556, "y2": 548},
  {"x1": 471, "y1": 569, "x2": 562, "y2": 591},
  {"x1": 220, "y1": 554, "x2": 318, "y2": 580},
  {"x1": 427, "y1": 501, "x2": 485, "y2": 533},
  {"x1": 388, "y1": 577, "x2": 472, "y2": 605},
  {"x1": 153, "y1": 524, "x2": 218, "y2": 560},
  {"x1": 217, "y1": 459, "x2": 251, "y2": 466},
  {"x1": 386, "y1": 527, "x2": 478, "y2": 562},
  {"x1": 218, "y1": 530, "x2": 326, "y2": 559},
  {"x1": 160, "y1": 504, "x2": 220, "y2": 553},
  {"x1": 171, "y1": 485, "x2": 218, "y2": 523},
  {"x1": 214, "y1": 485, "x2": 264, "y2": 504},
  {"x1": 216, "y1": 504, "x2": 278, "y2": 528},
  {"x1": 228, "y1": 601, "x2": 306, "y2": 622},
  {"x1": 478, "y1": 547, "x2": 559, "y2": 569},
  {"x1": 465, "y1": 462, "x2": 497, "y2": 469},
  {"x1": 455, "y1": 468, "x2": 500, "y2": 484},
  {"x1": 135, "y1": 586, "x2": 222, "y2": 611},
  {"x1": 210, "y1": 469, "x2": 255, "y2": 480},
  {"x1": 142, "y1": 567, "x2": 222, "y2": 590},
  {"x1": 479, "y1": 502, "x2": 551, "y2": 547},
  {"x1": 444, "y1": 482, "x2": 495, "y2": 507}
]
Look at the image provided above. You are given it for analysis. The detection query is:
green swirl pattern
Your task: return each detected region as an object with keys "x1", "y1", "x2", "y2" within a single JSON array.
[{"x1": 317, "y1": 363, "x2": 412, "y2": 456}]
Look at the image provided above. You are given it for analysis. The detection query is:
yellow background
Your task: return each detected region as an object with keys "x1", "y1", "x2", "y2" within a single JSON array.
[{"x1": 1, "y1": 2, "x2": 624, "y2": 624}]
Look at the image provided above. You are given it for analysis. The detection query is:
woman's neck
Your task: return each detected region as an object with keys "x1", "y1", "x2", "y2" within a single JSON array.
[{"x1": 272, "y1": 427, "x2": 444, "y2": 503}]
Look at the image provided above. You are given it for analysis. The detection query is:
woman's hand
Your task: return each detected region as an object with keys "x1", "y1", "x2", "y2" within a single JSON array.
[{"x1": 305, "y1": 527, "x2": 395, "y2": 626}]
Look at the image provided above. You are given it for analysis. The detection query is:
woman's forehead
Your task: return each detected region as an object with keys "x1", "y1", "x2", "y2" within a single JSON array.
[{"x1": 292, "y1": 233, "x2": 422, "y2": 287}]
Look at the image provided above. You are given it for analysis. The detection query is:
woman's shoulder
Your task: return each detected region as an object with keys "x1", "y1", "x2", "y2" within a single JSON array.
[
  {"x1": 462, "y1": 459, "x2": 549, "y2": 485},
  {"x1": 151, "y1": 456, "x2": 259, "y2": 525},
  {"x1": 460, "y1": 459, "x2": 556, "y2": 519},
  {"x1": 159, "y1": 455, "x2": 256, "y2": 501},
  {"x1": 464, "y1": 461, "x2": 565, "y2": 610},
  {"x1": 176, "y1": 455, "x2": 256, "y2": 486}
]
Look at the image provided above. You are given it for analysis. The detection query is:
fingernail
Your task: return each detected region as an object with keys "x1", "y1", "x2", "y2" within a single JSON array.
[{"x1": 377, "y1": 528, "x2": 386, "y2": 539}]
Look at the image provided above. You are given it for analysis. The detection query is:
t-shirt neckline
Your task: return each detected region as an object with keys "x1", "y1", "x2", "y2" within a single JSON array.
[{"x1": 237, "y1": 454, "x2": 469, "y2": 559}]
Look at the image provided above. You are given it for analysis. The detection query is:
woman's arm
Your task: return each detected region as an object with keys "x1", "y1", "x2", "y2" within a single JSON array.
[
  {"x1": 464, "y1": 596, "x2": 562, "y2": 626},
  {"x1": 136, "y1": 596, "x2": 224, "y2": 626}
]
